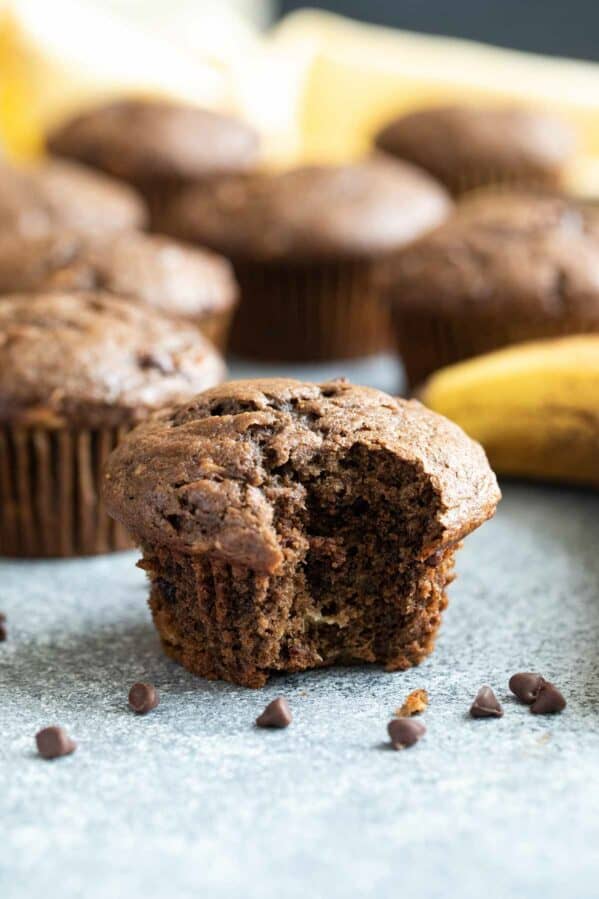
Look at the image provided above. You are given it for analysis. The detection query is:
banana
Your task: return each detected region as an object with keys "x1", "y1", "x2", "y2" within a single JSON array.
[{"x1": 420, "y1": 336, "x2": 599, "y2": 488}]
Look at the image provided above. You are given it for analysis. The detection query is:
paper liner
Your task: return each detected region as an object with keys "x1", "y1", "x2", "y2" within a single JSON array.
[
  {"x1": 229, "y1": 258, "x2": 392, "y2": 361},
  {"x1": 0, "y1": 425, "x2": 133, "y2": 557}
]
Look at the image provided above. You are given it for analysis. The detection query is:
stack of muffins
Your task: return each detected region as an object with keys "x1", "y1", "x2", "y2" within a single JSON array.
[{"x1": 4, "y1": 92, "x2": 588, "y2": 688}]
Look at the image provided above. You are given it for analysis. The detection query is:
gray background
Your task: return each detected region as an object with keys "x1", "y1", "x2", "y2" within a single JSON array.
[
  {"x1": 1, "y1": 356, "x2": 598, "y2": 899},
  {"x1": 277, "y1": 0, "x2": 599, "y2": 63}
]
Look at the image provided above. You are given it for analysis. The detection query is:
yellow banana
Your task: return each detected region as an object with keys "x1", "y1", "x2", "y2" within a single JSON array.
[{"x1": 420, "y1": 336, "x2": 599, "y2": 488}]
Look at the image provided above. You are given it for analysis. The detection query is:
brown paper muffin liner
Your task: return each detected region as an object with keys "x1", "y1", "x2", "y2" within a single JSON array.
[
  {"x1": 445, "y1": 166, "x2": 563, "y2": 197},
  {"x1": 229, "y1": 258, "x2": 392, "y2": 362},
  {"x1": 139, "y1": 543, "x2": 453, "y2": 688},
  {"x1": 196, "y1": 308, "x2": 235, "y2": 353},
  {"x1": 0, "y1": 424, "x2": 133, "y2": 557},
  {"x1": 392, "y1": 303, "x2": 578, "y2": 391}
]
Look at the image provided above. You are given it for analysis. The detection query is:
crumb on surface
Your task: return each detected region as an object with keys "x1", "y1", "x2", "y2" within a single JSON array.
[{"x1": 396, "y1": 688, "x2": 429, "y2": 717}]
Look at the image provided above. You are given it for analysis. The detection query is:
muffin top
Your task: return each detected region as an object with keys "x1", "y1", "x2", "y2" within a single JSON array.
[
  {"x1": 386, "y1": 191, "x2": 599, "y2": 319},
  {"x1": 0, "y1": 230, "x2": 237, "y2": 319},
  {"x1": 103, "y1": 378, "x2": 500, "y2": 570},
  {"x1": 47, "y1": 99, "x2": 261, "y2": 181},
  {"x1": 0, "y1": 292, "x2": 225, "y2": 428},
  {"x1": 375, "y1": 105, "x2": 575, "y2": 182},
  {"x1": 163, "y1": 159, "x2": 451, "y2": 261},
  {"x1": 0, "y1": 159, "x2": 147, "y2": 237}
]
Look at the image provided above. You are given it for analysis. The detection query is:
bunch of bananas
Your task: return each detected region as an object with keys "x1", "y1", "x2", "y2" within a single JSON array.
[{"x1": 421, "y1": 336, "x2": 599, "y2": 488}]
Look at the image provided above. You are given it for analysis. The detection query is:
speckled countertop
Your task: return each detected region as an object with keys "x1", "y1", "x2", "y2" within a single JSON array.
[{"x1": 1, "y1": 357, "x2": 598, "y2": 899}]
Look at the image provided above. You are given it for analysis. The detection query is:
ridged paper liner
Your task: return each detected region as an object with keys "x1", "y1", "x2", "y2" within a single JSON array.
[
  {"x1": 229, "y1": 258, "x2": 392, "y2": 362},
  {"x1": 196, "y1": 307, "x2": 235, "y2": 353},
  {"x1": 0, "y1": 425, "x2": 133, "y2": 558},
  {"x1": 445, "y1": 166, "x2": 563, "y2": 197},
  {"x1": 145, "y1": 545, "x2": 454, "y2": 688}
]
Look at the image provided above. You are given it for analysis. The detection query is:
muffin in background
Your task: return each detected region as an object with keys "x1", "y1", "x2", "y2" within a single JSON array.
[
  {"x1": 386, "y1": 191, "x2": 599, "y2": 388},
  {"x1": 47, "y1": 99, "x2": 261, "y2": 230},
  {"x1": 0, "y1": 158, "x2": 147, "y2": 237},
  {"x1": 374, "y1": 105, "x2": 576, "y2": 196},
  {"x1": 0, "y1": 230, "x2": 238, "y2": 352},
  {"x1": 0, "y1": 292, "x2": 225, "y2": 558},
  {"x1": 164, "y1": 158, "x2": 451, "y2": 362},
  {"x1": 103, "y1": 378, "x2": 500, "y2": 687}
]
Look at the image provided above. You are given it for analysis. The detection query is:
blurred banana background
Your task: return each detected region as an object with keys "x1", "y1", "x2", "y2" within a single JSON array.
[
  {"x1": 2, "y1": 0, "x2": 599, "y2": 193},
  {"x1": 1, "y1": 0, "x2": 598, "y2": 488}
]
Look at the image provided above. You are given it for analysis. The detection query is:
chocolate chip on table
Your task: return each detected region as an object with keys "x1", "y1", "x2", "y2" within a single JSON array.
[
  {"x1": 470, "y1": 685, "x2": 503, "y2": 718},
  {"x1": 128, "y1": 682, "x2": 160, "y2": 715},
  {"x1": 256, "y1": 697, "x2": 292, "y2": 729},
  {"x1": 0, "y1": 612, "x2": 6, "y2": 642},
  {"x1": 387, "y1": 717, "x2": 426, "y2": 750},
  {"x1": 35, "y1": 726, "x2": 76, "y2": 760},
  {"x1": 530, "y1": 682, "x2": 567, "y2": 715},
  {"x1": 509, "y1": 672, "x2": 546, "y2": 704}
]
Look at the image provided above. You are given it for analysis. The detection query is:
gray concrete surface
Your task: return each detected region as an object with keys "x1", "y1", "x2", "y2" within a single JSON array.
[{"x1": 1, "y1": 355, "x2": 598, "y2": 898}]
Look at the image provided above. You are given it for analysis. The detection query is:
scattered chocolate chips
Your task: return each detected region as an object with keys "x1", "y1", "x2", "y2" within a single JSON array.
[
  {"x1": 387, "y1": 717, "x2": 426, "y2": 750},
  {"x1": 35, "y1": 726, "x2": 76, "y2": 760},
  {"x1": 530, "y1": 682, "x2": 566, "y2": 715},
  {"x1": 256, "y1": 697, "x2": 292, "y2": 729},
  {"x1": 509, "y1": 672, "x2": 546, "y2": 704},
  {"x1": 0, "y1": 612, "x2": 6, "y2": 642},
  {"x1": 128, "y1": 682, "x2": 159, "y2": 715},
  {"x1": 470, "y1": 685, "x2": 503, "y2": 719}
]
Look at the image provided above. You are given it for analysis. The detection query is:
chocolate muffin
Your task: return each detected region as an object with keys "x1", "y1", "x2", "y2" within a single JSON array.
[
  {"x1": 0, "y1": 158, "x2": 146, "y2": 237},
  {"x1": 0, "y1": 292, "x2": 225, "y2": 557},
  {"x1": 375, "y1": 105, "x2": 576, "y2": 196},
  {"x1": 164, "y1": 159, "x2": 451, "y2": 361},
  {"x1": 47, "y1": 99, "x2": 261, "y2": 228},
  {"x1": 0, "y1": 230, "x2": 238, "y2": 351},
  {"x1": 387, "y1": 191, "x2": 599, "y2": 387},
  {"x1": 103, "y1": 378, "x2": 500, "y2": 687}
]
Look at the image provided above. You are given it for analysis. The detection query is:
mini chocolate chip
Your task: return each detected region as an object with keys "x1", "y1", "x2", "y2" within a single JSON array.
[
  {"x1": 128, "y1": 682, "x2": 159, "y2": 715},
  {"x1": 0, "y1": 612, "x2": 6, "y2": 642},
  {"x1": 509, "y1": 672, "x2": 546, "y2": 704},
  {"x1": 256, "y1": 697, "x2": 292, "y2": 728},
  {"x1": 35, "y1": 726, "x2": 76, "y2": 759},
  {"x1": 531, "y1": 682, "x2": 566, "y2": 715},
  {"x1": 470, "y1": 685, "x2": 503, "y2": 718},
  {"x1": 387, "y1": 717, "x2": 426, "y2": 750}
]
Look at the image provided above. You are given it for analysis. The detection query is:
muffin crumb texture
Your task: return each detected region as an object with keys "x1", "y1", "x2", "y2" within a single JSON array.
[{"x1": 104, "y1": 379, "x2": 499, "y2": 687}]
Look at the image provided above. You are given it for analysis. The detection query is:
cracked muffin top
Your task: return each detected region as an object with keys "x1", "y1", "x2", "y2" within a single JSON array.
[
  {"x1": 0, "y1": 159, "x2": 147, "y2": 237},
  {"x1": 163, "y1": 159, "x2": 451, "y2": 260},
  {"x1": 0, "y1": 230, "x2": 237, "y2": 319},
  {"x1": 375, "y1": 105, "x2": 575, "y2": 187},
  {"x1": 47, "y1": 99, "x2": 261, "y2": 181},
  {"x1": 386, "y1": 191, "x2": 599, "y2": 319},
  {"x1": 0, "y1": 291, "x2": 225, "y2": 428},
  {"x1": 103, "y1": 378, "x2": 500, "y2": 571}
]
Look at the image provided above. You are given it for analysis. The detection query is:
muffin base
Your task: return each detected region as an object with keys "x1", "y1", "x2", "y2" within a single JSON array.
[
  {"x1": 229, "y1": 258, "x2": 392, "y2": 362},
  {"x1": 0, "y1": 425, "x2": 133, "y2": 557},
  {"x1": 142, "y1": 547, "x2": 452, "y2": 688},
  {"x1": 393, "y1": 303, "x2": 585, "y2": 390},
  {"x1": 137, "y1": 441, "x2": 459, "y2": 687},
  {"x1": 442, "y1": 167, "x2": 563, "y2": 198}
]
